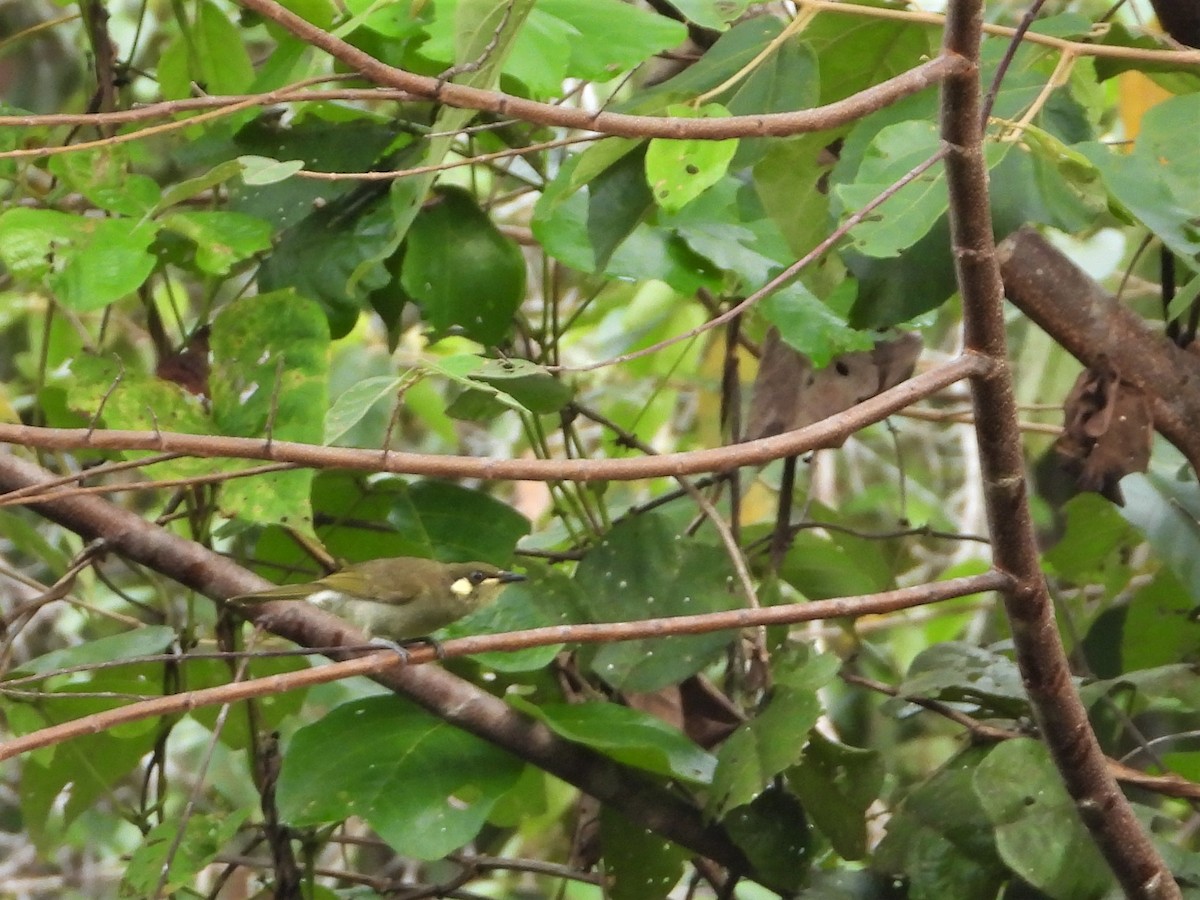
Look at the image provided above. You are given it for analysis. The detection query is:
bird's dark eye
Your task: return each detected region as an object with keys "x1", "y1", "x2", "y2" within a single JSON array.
[{"x1": 469, "y1": 570, "x2": 488, "y2": 585}]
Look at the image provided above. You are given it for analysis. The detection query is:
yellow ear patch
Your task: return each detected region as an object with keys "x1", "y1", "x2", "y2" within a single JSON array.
[{"x1": 450, "y1": 576, "x2": 474, "y2": 597}]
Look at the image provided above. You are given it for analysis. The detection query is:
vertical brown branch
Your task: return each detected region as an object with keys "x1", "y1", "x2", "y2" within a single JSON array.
[{"x1": 939, "y1": 2, "x2": 1179, "y2": 896}]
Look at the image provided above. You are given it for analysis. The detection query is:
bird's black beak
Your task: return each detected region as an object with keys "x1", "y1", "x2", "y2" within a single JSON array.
[{"x1": 498, "y1": 571, "x2": 526, "y2": 584}]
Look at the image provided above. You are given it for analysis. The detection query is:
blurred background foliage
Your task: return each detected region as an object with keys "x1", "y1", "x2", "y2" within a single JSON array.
[{"x1": 0, "y1": 0, "x2": 1199, "y2": 896}]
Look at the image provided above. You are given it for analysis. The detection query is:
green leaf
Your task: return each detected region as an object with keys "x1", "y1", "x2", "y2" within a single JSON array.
[
  {"x1": 11, "y1": 627, "x2": 178, "y2": 676},
  {"x1": 645, "y1": 104, "x2": 739, "y2": 214},
  {"x1": 193, "y1": 0, "x2": 255, "y2": 94},
  {"x1": 158, "y1": 159, "x2": 246, "y2": 209},
  {"x1": 1121, "y1": 569, "x2": 1200, "y2": 672},
  {"x1": 1120, "y1": 473, "x2": 1200, "y2": 603},
  {"x1": 248, "y1": 474, "x2": 529, "y2": 582},
  {"x1": 396, "y1": 480, "x2": 531, "y2": 563},
  {"x1": 258, "y1": 186, "x2": 396, "y2": 337},
  {"x1": 898, "y1": 642, "x2": 1030, "y2": 719},
  {"x1": 708, "y1": 650, "x2": 839, "y2": 815},
  {"x1": 723, "y1": 787, "x2": 811, "y2": 893},
  {"x1": 63, "y1": 355, "x2": 217, "y2": 479},
  {"x1": 210, "y1": 290, "x2": 329, "y2": 529},
  {"x1": 601, "y1": 806, "x2": 688, "y2": 900},
  {"x1": 834, "y1": 121, "x2": 949, "y2": 258},
  {"x1": 0, "y1": 209, "x2": 157, "y2": 311},
  {"x1": 120, "y1": 811, "x2": 247, "y2": 898},
  {"x1": 760, "y1": 285, "x2": 875, "y2": 371},
  {"x1": 277, "y1": 696, "x2": 524, "y2": 860},
  {"x1": 974, "y1": 739, "x2": 1113, "y2": 898},
  {"x1": 469, "y1": 358, "x2": 573, "y2": 413},
  {"x1": 1044, "y1": 492, "x2": 1138, "y2": 590},
  {"x1": 802, "y1": 0, "x2": 933, "y2": 105},
  {"x1": 788, "y1": 732, "x2": 884, "y2": 860},
  {"x1": 342, "y1": 0, "x2": 429, "y2": 38},
  {"x1": 531, "y1": 0, "x2": 686, "y2": 84},
  {"x1": 1077, "y1": 95, "x2": 1200, "y2": 263},
  {"x1": 324, "y1": 375, "x2": 402, "y2": 445},
  {"x1": 48, "y1": 149, "x2": 161, "y2": 217},
  {"x1": 159, "y1": 211, "x2": 272, "y2": 275},
  {"x1": 517, "y1": 700, "x2": 717, "y2": 783},
  {"x1": 875, "y1": 747, "x2": 1007, "y2": 899},
  {"x1": 236, "y1": 157, "x2": 316, "y2": 192},
  {"x1": 533, "y1": 143, "x2": 652, "y2": 273},
  {"x1": 669, "y1": 0, "x2": 754, "y2": 28},
  {"x1": 401, "y1": 186, "x2": 526, "y2": 345},
  {"x1": 574, "y1": 512, "x2": 738, "y2": 692}
]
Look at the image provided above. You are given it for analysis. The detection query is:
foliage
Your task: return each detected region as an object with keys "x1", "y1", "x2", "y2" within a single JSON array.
[{"x1": 0, "y1": 0, "x2": 1198, "y2": 897}]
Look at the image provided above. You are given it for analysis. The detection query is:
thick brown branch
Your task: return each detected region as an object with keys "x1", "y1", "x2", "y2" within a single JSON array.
[
  {"x1": 0, "y1": 450, "x2": 756, "y2": 884},
  {"x1": 0, "y1": 356, "x2": 984, "y2": 484},
  {"x1": 940, "y1": 2, "x2": 1179, "y2": 897},
  {"x1": 998, "y1": 226, "x2": 1200, "y2": 475},
  {"x1": 234, "y1": 0, "x2": 968, "y2": 139}
]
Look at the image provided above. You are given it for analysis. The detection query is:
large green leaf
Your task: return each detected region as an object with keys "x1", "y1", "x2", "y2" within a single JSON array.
[
  {"x1": 401, "y1": 186, "x2": 526, "y2": 345},
  {"x1": 277, "y1": 696, "x2": 524, "y2": 860},
  {"x1": 121, "y1": 812, "x2": 248, "y2": 898},
  {"x1": 788, "y1": 733, "x2": 884, "y2": 861},
  {"x1": 63, "y1": 355, "x2": 217, "y2": 479},
  {"x1": 601, "y1": 806, "x2": 689, "y2": 900},
  {"x1": 875, "y1": 747, "x2": 1008, "y2": 899},
  {"x1": 1120, "y1": 472, "x2": 1200, "y2": 603},
  {"x1": 210, "y1": 290, "x2": 329, "y2": 529},
  {"x1": 516, "y1": 699, "x2": 717, "y2": 783},
  {"x1": 0, "y1": 209, "x2": 157, "y2": 311},
  {"x1": 974, "y1": 739, "x2": 1113, "y2": 899},
  {"x1": 897, "y1": 642, "x2": 1030, "y2": 719},
  {"x1": 574, "y1": 513, "x2": 738, "y2": 692},
  {"x1": 708, "y1": 650, "x2": 839, "y2": 816},
  {"x1": 47, "y1": 149, "x2": 161, "y2": 217},
  {"x1": 1078, "y1": 94, "x2": 1200, "y2": 264},
  {"x1": 158, "y1": 211, "x2": 272, "y2": 275},
  {"x1": 722, "y1": 787, "x2": 812, "y2": 893}
]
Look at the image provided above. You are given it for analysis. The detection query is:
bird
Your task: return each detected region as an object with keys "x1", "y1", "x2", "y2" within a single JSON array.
[{"x1": 227, "y1": 556, "x2": 526, "y2": 646}]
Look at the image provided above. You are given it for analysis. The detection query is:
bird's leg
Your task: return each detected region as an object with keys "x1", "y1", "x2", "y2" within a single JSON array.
[
  {"x1": 364, "y1": 638, "x2": 411, "y2": 663},
  {"x1": 398, "y1": 636, "x2": 447, "y2": 660},
  {"x1": 363, "y1": 636, "x2": 446, "y2": 661}
]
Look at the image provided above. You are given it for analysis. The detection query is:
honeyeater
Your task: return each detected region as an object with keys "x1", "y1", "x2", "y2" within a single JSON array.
[{"x1": 227, "y1": 557, "x2": 525, "y2": 642}]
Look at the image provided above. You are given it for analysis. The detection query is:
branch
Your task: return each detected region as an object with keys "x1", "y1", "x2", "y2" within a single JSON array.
[
  {"x1": 0, "y1": 450, "x2": 754, "y2": 885},
  {"x1": 1, "y1": 572, "x2": 1009, "y2": 761},
  {"x1": 997, "y1": 226, "x2": 1200, "y2": 475},
  {"x1": 233, "y1": 0, "x2": 968, "y2": 139},
  {"x1": 0, "y1": 355, "x2": 985, "y2": 483},
  {"x1": 940, "y1": 2, "x2": 1179, "y2": 896}
]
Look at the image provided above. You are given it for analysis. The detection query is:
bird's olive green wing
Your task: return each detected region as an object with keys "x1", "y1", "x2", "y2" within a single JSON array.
[{"x1": 226, "y1": 581, "x2": 323, "y2": 604}]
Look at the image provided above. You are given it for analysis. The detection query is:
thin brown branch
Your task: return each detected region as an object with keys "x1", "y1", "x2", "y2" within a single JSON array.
[
  {"x1": 234, "y1": 0, "x2": 969, "y2": 139},
  {"x1": 940, "y1": 1, "x2": 1179, "y2": 895},
  {"x1": 0, "y1": 93, "x2": 275, "y2": 160},
  {"x1": 0, "y1": 462, "x2": 298, "y2": 507},
  {"x1": 842, "y1": 673, "x2": 1200, "y2": 801},
  {"x1": 0, "y1": 355, "x2": 986, "y2": 483},
  {"x1": 0, "y1": 570, "x2": 1010, "y2": 762},
  {"x1": 795, "y1": 0, "x2": 1200, "y2": 62}
]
